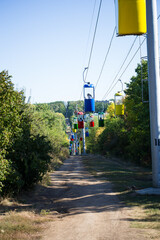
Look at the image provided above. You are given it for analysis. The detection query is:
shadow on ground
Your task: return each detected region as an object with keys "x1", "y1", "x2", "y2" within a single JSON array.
[{"x1": 0, "y1": 156, "x2": 145, "y2": 224}]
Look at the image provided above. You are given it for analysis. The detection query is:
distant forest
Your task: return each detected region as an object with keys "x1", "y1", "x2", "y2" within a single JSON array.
[{"x1": 35, "y1": 100, "x2": 109, "y2": 121}]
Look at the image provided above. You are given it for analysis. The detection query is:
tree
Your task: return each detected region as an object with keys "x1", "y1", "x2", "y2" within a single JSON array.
[
  {"x1": 0, "y1": 70, "x2": 69, "y2": 195},
  {"x1": 0, "y1": 70, "x2": 25, "y2": 192},
  {"x1": 67, "y1": 101, "x2": 84, "y2": 122},
  {"x1": 95, "y1": 101, "x2": 109, "y2": 113},
  {"x1": 48, "y1": 101, "x2": 66, "y2": 116},
  {"x1": 124, "y1": 60, "x2": 150, "y2": 165}
]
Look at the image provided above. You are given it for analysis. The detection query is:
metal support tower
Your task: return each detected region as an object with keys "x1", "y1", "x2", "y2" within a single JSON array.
[
  {"x1": 146, "y1": 0, "x2": 160, "y2": 187},
  {"x1": 82, "y1": 121, "x2": 86, "y2": 155},
  {"x1": 82, "y1": 67, "x2": 88, "y2": 155}
]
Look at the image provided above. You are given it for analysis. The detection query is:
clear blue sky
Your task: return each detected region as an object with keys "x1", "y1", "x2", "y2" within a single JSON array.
[{"x1": 0, "y1": 0, "x2": 160, "y2": 103}]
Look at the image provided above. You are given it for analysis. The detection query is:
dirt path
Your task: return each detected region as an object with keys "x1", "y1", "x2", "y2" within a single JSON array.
[{"x1": 42, "y1": 156, "x2": 148, "y2": 240}]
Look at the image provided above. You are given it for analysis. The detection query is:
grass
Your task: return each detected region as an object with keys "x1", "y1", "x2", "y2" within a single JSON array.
[
  {"x1": 0, "y1": 210, "x2": 51, "y2": 240},
  {"x1": 0, "y1": 194, "x2": 53, "y2": 240},
  {"x1": 82, "y1": 154, "x2": 160, "y2": 233},
  {"x1": 0, "y1": 155, "x2": 66, "y2": 240}
]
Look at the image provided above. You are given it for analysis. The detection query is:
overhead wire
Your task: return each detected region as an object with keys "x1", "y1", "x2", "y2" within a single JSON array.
[
  {"x1": 103, "y1": 36, "x2": 146, "y2": 99},
  {"x1": 80, "y1": 8, "x2": 160, "y2": 101},
  {"x1": 102, "y1": 14, "x2": 160, "y2": 100},
  {"x1": 79, "y1": 0, "x2": 97, "y2": 100},
  {"x1": 84, "y1": 0, "x2": 103, "y2": 82},
  {"x1": 82, "y1": 0, "x2": 97, "y2": 67},
  {"x1": 80, "y1": 0, "x2": 103, "y2": 100},
  {"x1": 102, "y1": 36, "x2": 138, "y2": 100},
  {"x1": 95, "y1": 26, "x2": 116, "y2": 89},
  {"x1": 119, "y1": 37, "x2": 146, "y2": 79}
]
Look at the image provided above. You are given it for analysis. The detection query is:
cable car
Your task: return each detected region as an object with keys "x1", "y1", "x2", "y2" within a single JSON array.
[
  {"x1": 90, "y1": 115, "x2": 94, "y2": 127},
  {"x1": 85, "y1": 127, "x2": 89, "y2": 137},
  {"x1": 86, "y1": 131, "x2": 89, "y2": 137},
  {"x1": 77, "y1": 112, "x2": 84, "y2": 129},
  {"x1": 98, "y1": 112, "x2": 104, "y2": 127},
  {"x1": 73, "y1": 117, "x2": 78, "y2": 129},
  {"x1": 72, "y1": 128, "x2": 76, "y2": 133},
  {"x1": 114, "y1": 92, "x2": 124, "y2": 116},
  {"x1": 84, "y1": 82, "x2": 95, "y2": 113},
  {"x1": 71, "y1": 134, "x2": 74, "y2": 140},
  {"x1": 115, "y1": 0, "x2": 146, "y2": 36}
]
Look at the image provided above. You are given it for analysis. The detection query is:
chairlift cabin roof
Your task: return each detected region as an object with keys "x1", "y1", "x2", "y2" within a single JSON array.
[
  {"x1": 98, "y1": 112, "x2": 104, "y2": 114},
  {"x1": 115, "y1": 92, "x2": 123, "y2": 96},
  {"x1": 84, "y1": 83, "x2": 94, "y2": 88},
  {"x1": 77, "y1": 111, "x2": 83, "y2": 115}
]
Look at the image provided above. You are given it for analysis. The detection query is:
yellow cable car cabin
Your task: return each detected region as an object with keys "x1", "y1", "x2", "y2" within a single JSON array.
[
  {"x1": 72, "y1": 128, "x2": 76, "y2": 133},
  {"x1": 116, "y1": 0, "x2": 147, "y2": 36},
  {"x1": 114, "y1": 92, "x2": 124, "y2": 116}
]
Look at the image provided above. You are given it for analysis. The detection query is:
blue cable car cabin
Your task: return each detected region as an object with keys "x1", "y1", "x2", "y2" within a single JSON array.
[
  {"x1": 85, "y1": 127, "x2": 89, "y2": 137},
  {"x1": 86, "y1": 131, "x2": 89, "y2": 137},
  {"x1": 84, "y1": 82, "x2": 95, "y2": 113},
  {"x1": 71, "y1": 134, "x2": 74, "y2": 139}
]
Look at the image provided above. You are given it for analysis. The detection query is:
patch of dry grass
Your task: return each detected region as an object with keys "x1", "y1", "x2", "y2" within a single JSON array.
[{"x1": 0, "y1": 207, "x2": 52, "y2": 240}]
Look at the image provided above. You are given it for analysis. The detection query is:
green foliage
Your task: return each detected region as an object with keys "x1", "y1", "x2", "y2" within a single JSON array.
[
  {"x1": 97, "y1": 116, "x2": 128, "y2": 156},
  {"x1": 36, "y1": 100, "x2": 109, "y2": 124},
  {"x1": 0, "y1": 70, "x2": 25, "y2": 193},
  {"x1": 48, "y1": 101, "x2": 66, "y2": 116},
  {"x1": 107, "y1": 102, "x2": 115, "y2": 117},
  {"x1": 31, "y1": 108, "x2": 68, "y2": 149},
  {"x1": 67, "y1": 101, "x2": 84, "y2": 122},
  {"x1": 0, "y1": 155, "x2": 9, "y2": 191},
  {"x1": 0, "y1": 70, "x2": 69, "y2": 196},
  {"x1": 0, "y1": 71, "x2": 24, "y2": 149},
  {"x1": 67, "y1": 100, "x2": 108, "y2": 121},
  {"x1": 0, "y1": 102, "x2": 53, "y2": 195},
  {"x1": 85, "y1": 115, "x2": 99, "y2": 153},
  {"x1": 5, "y1": 134, "x2": 52, "y2": 194},
  {"x1": 124, "y1": 61, "x2": 150, "y2": 165},
  {"x1": 95, "y1": 101, "x2": 109, "y2": 113},
  {"x1": 34, "y1": 103, "x2": 50, "y2": 112}
]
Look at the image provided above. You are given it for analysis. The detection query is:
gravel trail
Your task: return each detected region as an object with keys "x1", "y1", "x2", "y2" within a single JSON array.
[{"x1": 42, "y1": 156, "x2": 148, "y2": 240}]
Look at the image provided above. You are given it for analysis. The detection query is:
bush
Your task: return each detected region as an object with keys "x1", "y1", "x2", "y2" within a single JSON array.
[
  {"x1": 0, "y1": 71, "x2": 68, "y2": 196},
  {"x1": 97, "y1": 116, "x2": 128, "y2": 156}
]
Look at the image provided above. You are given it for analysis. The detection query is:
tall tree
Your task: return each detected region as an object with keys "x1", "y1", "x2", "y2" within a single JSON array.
[
  {"x1": 0, "y1": 70, "x2": 25, "y2": 192},
  {"x1": 124, "y1": 60, "x2": 150, "y2": 165}
]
